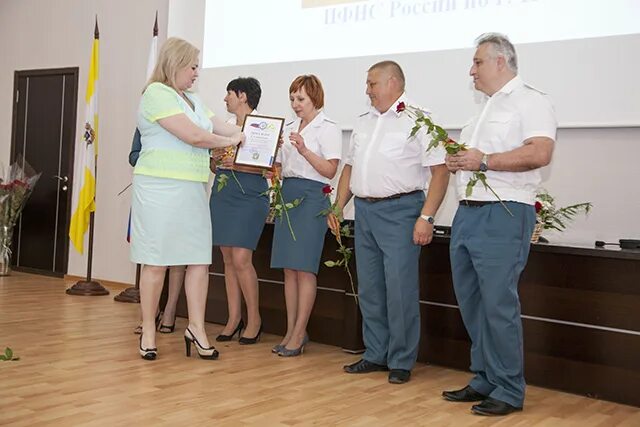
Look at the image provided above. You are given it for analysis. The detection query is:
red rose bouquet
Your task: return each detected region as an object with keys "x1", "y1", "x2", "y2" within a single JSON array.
[
  {"x1": 0, "y1": 160, "x2": 41, "y2": 272},
  {"x1": 0, "y1": 161, "x2": 41, "y2": 229}
]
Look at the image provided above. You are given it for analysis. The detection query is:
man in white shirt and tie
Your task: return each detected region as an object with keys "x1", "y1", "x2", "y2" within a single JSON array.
[{"x1": 331, "y1": 60, "x2": 449, "y2": 384}]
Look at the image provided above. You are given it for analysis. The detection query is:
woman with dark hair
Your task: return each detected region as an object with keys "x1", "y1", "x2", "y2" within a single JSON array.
[
  {"x1": 210, "y1": 77, "x2": 269, "y2": 344},
  {"x1": 271, "y1": 75, "x2": 342, "y2": 356}
]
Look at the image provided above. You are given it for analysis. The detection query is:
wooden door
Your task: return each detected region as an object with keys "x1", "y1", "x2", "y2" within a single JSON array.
[{"x1": 10, "y1": 68, "x2": 78, "y2": 277}]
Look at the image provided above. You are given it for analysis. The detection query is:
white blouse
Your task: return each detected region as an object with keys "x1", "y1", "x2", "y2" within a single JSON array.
[{"x1": 278, "y1": 110, "x2": 342, "y2": 184}]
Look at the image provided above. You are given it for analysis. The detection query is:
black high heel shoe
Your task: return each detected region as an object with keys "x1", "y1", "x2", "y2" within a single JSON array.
[
  {"x1": 239, "y1": 323, "x2": 263, "y2": 345},
  {"x1": 184, "y1": 328, "x2": 219, "y2": 360},
  {"x1": 158, "y1": 323, "x2": 175, "y2": 333},
  {"x1": 158, "y1": 313, "x2": 176, "y2": 334},
  {"x1": 134, "y1": 311, "x2": 163, "y2": 335},
  {"x1": 216, "y1": 319, "x2": 245, "y2": 342},
  {"x1": 139, "y1": 335, "x2": 157, "y2": 361}
]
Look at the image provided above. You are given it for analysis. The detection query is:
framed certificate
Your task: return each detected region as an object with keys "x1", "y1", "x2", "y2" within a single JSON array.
[{"x1": 234, "y1": 114, "x2": 284, "y2": 170}]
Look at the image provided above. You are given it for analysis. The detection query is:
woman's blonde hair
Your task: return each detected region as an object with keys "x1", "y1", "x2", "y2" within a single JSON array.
[{"x1": 145, "y1": 37, "x2": 199, "y2": 92}]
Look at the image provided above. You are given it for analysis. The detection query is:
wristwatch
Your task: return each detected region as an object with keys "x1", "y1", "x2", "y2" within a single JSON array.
[
  {"x1": 479, "y1": 153, "x2": 489, "y2": 172},
  {"x1": 419, "y1": 214, "x2": 435, "y2": 224}
]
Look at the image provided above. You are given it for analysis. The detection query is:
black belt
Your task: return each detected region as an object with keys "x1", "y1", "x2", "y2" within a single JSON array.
[
  {"x1": 459, "y1": 199, "x2": 500, "y2": 207},
  {"x1": 359, "y1": 190, "x2": 422, "y2": 203}
]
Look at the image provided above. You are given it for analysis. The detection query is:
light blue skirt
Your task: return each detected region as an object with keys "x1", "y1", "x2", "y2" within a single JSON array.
[
  {"x1": 210, "y1": 171, "x2": 269, "y2": 250},
  {"x1": 271, "y1": 177, "x2": 330, "y2": 274},
  {"x1": 130, "y1": 174, "x2": 212, "y2": 265}
]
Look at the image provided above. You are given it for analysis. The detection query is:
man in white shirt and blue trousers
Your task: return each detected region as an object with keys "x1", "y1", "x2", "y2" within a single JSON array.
[
  {"x1": 441, "y1": 33, "x2": 557, "y2": 416},
  {"x1": 332, "y1": 60, "x2": 449, "y2": 384}
]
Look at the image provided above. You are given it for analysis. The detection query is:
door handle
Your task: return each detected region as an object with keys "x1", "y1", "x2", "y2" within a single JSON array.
[{"x1": 53, "y1": 175, "x2": 68, "y2": 182}]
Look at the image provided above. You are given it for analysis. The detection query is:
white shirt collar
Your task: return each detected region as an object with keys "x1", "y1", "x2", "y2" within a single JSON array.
[
  {"x1": 292, "y1": 109, "x2": 326, "y2": 134},
  {"x1": 309, "y1": 109, "x2": 326, "y2": 128},
  {"x1": 494, "y1": 75, "x2": 524, "y2": 96},
  {"x1": 370, "y1": 92, "x2": 408, "y2": 117}
]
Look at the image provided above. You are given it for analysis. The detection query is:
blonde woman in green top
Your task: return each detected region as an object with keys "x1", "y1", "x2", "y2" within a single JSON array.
[{"x1": 132, "y1": 37, "x2": 243, "y2": 361}]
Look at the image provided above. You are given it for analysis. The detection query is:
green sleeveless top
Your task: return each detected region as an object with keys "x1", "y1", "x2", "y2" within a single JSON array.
[{"x1": 135, "y1": 82, "x2": 214, "y2": 182}]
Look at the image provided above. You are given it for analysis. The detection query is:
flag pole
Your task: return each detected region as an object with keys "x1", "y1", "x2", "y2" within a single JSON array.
[
  {"x1": 115, "y1": 11, "x2": 158, "y2": 303},
  {"x1": 67, "y1": 212, "x2": 108, "y2": 295},
  {"x1": 67, "y1": 16, "x2": 109, "y2": 296}
]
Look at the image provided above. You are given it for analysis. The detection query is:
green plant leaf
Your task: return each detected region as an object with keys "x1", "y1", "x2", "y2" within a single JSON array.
[
  {"x1": 324, "y1": 260, "x2": 336, "y2": 267},
  {"x1": 6, "y1": 347, "x2": 13, "y2": 360},
  {"x1": 465, "y1": 178, "x2": 476, "y2": 197},
  {"x1": 445, "y1": 145, "x2": 459, "y2": 155},
  {"x1": 216, "y1": 174, "x2": 229, "y2": 192}
]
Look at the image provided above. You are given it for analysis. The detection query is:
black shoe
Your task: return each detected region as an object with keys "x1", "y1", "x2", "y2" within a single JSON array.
[
  {"x1": 442, "y1": 385, "x2": 488, "y2": 402},
  {"x1": 471, "y1": 397, "x2": 522, "y2": 416},
  {"x1": 138, "y1": 335, "x2": 157, "y2": 361},
  {"x1": 388, "y1": 369, "x2": 411, "y2": 384},
  {"x1": 158, "y1": 321, "x2": 176, "y2": 334},
  {"x1": 134, "y1": 311, "x2": 163, "y2": 335},
  {"x1": 216, "y1": 319, "x2": 245, "y2": 342},
  {"x1": 239, "y1": 323, "x2": 262, "y2": 345},
  {"x1": 343, "y1": 359, "x2": 389, "y2": 374},
  {"x1": 184, "y1": 328, "x2": 219, "y2": 360}
]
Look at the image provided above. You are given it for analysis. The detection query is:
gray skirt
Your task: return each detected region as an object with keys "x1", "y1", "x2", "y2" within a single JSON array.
[
  {"x1": 210, "y1": 170, "x2": 269, "y2": 250},
  {"x1": 271, "y1": 177, "x2": 330, "y2": 274}
]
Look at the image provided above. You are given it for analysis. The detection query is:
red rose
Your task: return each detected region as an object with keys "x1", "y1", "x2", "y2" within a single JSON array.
[
  {"x1": 322, "y1": 184, "x2": 333, "y2": 195},
  {"x1": 396, "y1": 102, "x2": 405, "y2": 113},
  {"x1": 535, "y1": 201, "x2": 542, "y2": 213}
]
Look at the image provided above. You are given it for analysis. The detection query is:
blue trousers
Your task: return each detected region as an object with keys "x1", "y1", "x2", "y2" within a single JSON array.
[
  {"x1": 354, "y1": 191, "x2": 424, "y2": 371},
  {"x1": 450, "y1": 201, "x2": 535, "y2": 408}
]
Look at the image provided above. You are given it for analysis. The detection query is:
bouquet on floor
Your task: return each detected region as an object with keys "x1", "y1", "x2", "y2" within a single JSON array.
[
  {"x1": 0, "y1": 159, "x2": 41, "y2": 262},
  {"x1": 0, "y1": 160, "x2": 41, "y2": 229},
  {"x1": 396, "y1": 102, "x2": 512, "y2": 216}
]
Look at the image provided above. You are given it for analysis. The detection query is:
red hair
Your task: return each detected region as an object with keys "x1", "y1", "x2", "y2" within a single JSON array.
[{"x1": 289, "y1": 75, "x2": 324, "y2": 109}]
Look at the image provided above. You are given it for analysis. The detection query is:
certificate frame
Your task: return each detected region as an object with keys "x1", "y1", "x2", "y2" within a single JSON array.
[{"x1": 234, "y1": 114, "x2": 284, "y2": 171}]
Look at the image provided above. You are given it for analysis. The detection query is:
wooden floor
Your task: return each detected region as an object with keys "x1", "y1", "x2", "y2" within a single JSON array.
[{"x1": 1, "y1": 273, "x2": 638, "y2": 426}]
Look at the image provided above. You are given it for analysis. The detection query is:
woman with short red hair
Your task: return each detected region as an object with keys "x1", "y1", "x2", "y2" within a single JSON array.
[{"x1": 271, "y1": 75, "x2": 342, "y2": 356}]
